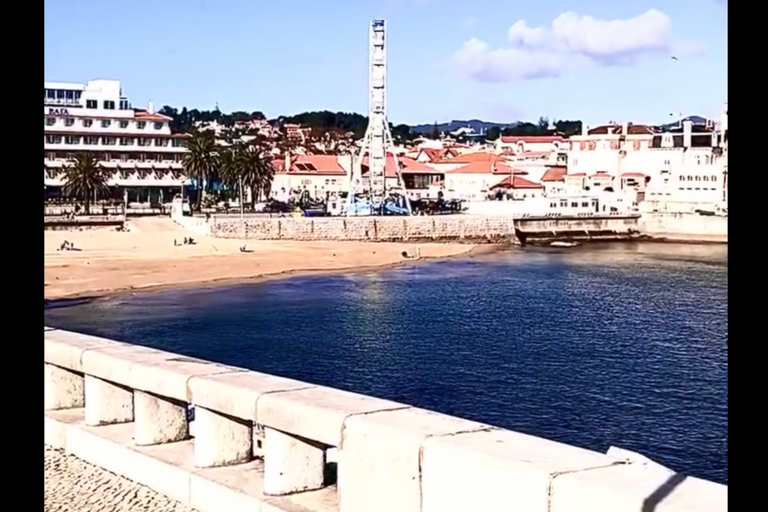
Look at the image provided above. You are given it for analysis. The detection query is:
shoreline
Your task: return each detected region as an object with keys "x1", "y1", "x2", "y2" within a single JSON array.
[{"x1": 44, "y1": 239, "x2": 503, "y2": 306}]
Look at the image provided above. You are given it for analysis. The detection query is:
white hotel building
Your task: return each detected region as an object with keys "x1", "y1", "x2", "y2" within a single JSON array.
[{"x1": 44, "y1": 79, "x2": 188, "y2": 206}]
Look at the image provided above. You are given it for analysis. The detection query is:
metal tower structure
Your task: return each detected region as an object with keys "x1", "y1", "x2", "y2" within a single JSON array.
[{"x1": 346, "y1": 19, "x2": 411, "y2": 216}]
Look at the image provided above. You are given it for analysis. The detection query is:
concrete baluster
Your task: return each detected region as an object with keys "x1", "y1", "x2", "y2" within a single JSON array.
[
  {"x1": 44, "y1": 363, "x2": 84, "y2": 410},
  {"x1": 84, "y1": 375, "x2": 134, "y2": 426},
  {"x1": 193, "y1": 407, "x2": 252, "y2": 468},
  {"x1": 262, "y1": 427, "x2": 325, "y2": 496},
  {"x1": 133, "y1": 390, "x2": 188, "y2": 445}
]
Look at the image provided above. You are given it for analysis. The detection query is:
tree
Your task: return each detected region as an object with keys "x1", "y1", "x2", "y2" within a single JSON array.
[
  {"x1": 430, "y1": 122, "x2": 440, "y2": 140},
  {"x1": 485, "y1": 126, "x2": 501, "y2": 141},
  {"x1": 182, "y1": 130, "x2": 219, "y2": 211},
  {"x1": 62, "y1": 153, "x2": 111, "y2": 215}
]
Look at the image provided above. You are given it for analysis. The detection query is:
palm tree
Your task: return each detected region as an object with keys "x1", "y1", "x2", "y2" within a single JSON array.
[
  {"x1": 182, "y1": 130, "x2": 218, "y2": 211},
  {"x1": 238, "y1": 142, "x2": 274, "y2": 204},
  {"x1": 62, "y1": 153, "x2": 110, "y2": 214}
]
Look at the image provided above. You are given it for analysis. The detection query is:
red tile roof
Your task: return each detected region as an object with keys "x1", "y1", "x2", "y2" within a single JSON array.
[
  {"x1": 587, "y1": 124, "x2": 656, "y2": 136},
  {"x1": 273, "y1": 155, "x2": 346, "y2": 175},
  {"x1": 567, "y1": 173, "x2": 587, "y2": 177},
  {"x1": 621, "y1": 172, "x2": 645, "y2": 178},
  {"x1": 416, "y1": 147, "x2": 459, "y2": 162},
  {"x1": 493, "y1": 175, "x2": 544, "y2": 189},
  {"x1": 590, "y1": 172, "x2": 613, "y2": 178},
  {"x1": 435, "y1": 151, "x2": 505, "y2": 165},
  {"x1": 361, "y1": 155, "x2": 440, "y2": 177},
  {"x1": 500, "y1": 135, "x2": 565, "y2": 143},
  {"x1": 133, "y1": 110, "x2": 172, "y2": 121},
  {"x1": 446, "y1": 160, "x2": 524, "y2": 175},
  {"x1": 541, "y1": 167, "x2": 567, "y2": 182}
]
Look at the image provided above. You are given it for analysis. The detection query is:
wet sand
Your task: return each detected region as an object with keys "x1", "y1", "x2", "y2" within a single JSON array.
[{"x1": 44, "y1": 217, "x2": 479, "y2": 301}]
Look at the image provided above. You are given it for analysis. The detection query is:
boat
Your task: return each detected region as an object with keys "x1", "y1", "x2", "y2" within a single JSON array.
[{"x1": 550, "y1": 241, "x2": 579, "y2": 248}]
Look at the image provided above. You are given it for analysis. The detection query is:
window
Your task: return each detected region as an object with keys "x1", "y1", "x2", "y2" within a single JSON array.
[
  {"x1": 172, "y1": 138, "x2": 184, "y2": 147},
  {"x1": 695, "y1": 176, "x2": 701, "y2": 181},
  {"x1": 45, "y1": 135, "x2": 61, "y2": 144},
  {"x1": 120, "y1": 154, "x2": 129, "y2": 162},
  {"x1": 102, "y1": 137, "x2": 117, "y2": 146},
  {"x1": 581, "y1": 202, "x2": 589, "y2": 207},
  {"x1": 679, "y1": 176, "x2": 684, "y2": 181},
  {"x1": 65, "y1": 136, "x2": 80, "y2": 145},
  {"x1": 86, "y1": 99, "x2": 97, "y2": 109},
  {"x1": 137, "y1": 121, "x2": 146, "y2": 129},
  {"x1": 153, "y1": 122, "x2": 164, "y2": 130},
  {"x1": 138, "y1": 138, "x2": 150, "y2": 146},
  {"x1": 703, "y1": 176, "x2": 709, "y2": 181},
  {"x1": 64, "y1": 118, "x2": 74, "y2": 127},
  {"x1": 664, "y1": 159, "x2": 670, "y2": 165},
  {"x1": 101, "y1": 120, "x2": 111, "y2": 128},
  {"x1": 155, "y1": 138, "x2": 167, "y2": 146},
  {"x1": 138, "y1": 153, "x2": 146, "y2": 162},
  {"x1": 82, "y1": 119, "x2": 93, "y2": 127},
  {"x1": 45, "y1": 118, "x2": 55, "y2": 126},
  {"x1": 103, "y1": 153, "x2": 111, "y2": 161},
  {"x1": 570, "y1": 202, "x2": 578, "y2": 208},
  {"x1": 84, "y1": 137, "x2": 99, "y2": 145},
  {"x1": 46, "y1": 152, "x2": 56, "y2": 161},
  {"x1": 103, "y1": 100, "x2": 115, "y2": 110},
  {"x1": 119, "y1": 137, "x2": 134, "y2": 146},
  {"x1": 119, "y1": 99, "x2": 130, "y2": 110},
  {"x1": 119, "y1": 120, "x2": 129, "y2": 129}
]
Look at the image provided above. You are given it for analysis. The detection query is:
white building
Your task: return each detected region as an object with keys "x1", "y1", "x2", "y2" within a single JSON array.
[{"x1": 44, "y1": 79, "x2": 188, "y2": 206}]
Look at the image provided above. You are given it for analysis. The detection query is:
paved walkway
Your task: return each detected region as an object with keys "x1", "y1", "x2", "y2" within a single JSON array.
[{"x1": 45, "y1": 445, "x2": 197, "y2": 512}]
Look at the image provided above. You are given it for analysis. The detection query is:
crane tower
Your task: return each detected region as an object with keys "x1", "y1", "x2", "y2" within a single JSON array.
[{"x1": 346, "y1": 19, "x2": 411, "y2": 216}]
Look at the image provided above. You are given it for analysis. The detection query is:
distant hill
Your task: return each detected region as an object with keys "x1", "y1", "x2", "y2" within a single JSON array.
[
  {"x1": 409, "y1": 119, "x2": 517, "y2": 135},
  {"x1": 409, "y1": 115, "x2": 712, "y2": 135}
]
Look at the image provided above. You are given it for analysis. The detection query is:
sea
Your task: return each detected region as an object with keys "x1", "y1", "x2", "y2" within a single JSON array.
[{"x1": 44, "y1": 242, "x2": 728, "y2": 484}]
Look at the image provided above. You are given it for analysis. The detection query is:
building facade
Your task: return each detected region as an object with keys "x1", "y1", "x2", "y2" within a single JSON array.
[{"x1": 44, "y1": 79, "x2": 188, "y2": 206}]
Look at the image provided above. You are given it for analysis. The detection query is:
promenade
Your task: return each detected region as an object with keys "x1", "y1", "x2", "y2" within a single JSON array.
[{"x1": 45, "y1": 445, "x2": 196, "y2": 512}]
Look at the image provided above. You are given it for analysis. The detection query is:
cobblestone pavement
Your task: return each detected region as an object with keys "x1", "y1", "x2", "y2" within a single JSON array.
[{"x1": 45, "y1": 445, "x2": 198, "y2": 512}]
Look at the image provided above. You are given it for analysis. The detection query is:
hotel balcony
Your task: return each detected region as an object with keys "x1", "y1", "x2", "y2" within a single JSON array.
[
  {"x1": 44, "y1": 166, "x2": 187, "y2": 188},
  {"x1": 44, "y1": 139, "x2": 187, "y2": 153}
]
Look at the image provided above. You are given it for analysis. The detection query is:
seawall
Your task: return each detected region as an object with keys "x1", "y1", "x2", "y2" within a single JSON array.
[
  {"x1": 45, "y1": 327, "x2": 726, "y2": 512},
  {"x1": 210, "y1": 215, "x2": 515, "y2": 243},
  {"x1": 639, "y1": 213, "x2": 728, "y2": 243}
]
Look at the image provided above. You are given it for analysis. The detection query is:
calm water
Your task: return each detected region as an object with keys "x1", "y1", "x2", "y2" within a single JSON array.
[{"x1": 45, "y1": 243, "x2": 728, "y2": 484}]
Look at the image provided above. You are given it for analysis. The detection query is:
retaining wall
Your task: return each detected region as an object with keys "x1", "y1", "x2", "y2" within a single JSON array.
[
  {"x1": 210, "y1": 215, "x2": 515, "y2": 243},
  {"x1": 639, "y1": 213, "x2": 728, "y2": 242},
  {"x1": 44, "y1": 327, "x2": 727, "y2": 512}
]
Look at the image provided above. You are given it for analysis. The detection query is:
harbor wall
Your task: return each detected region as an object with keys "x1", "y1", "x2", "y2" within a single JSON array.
[
  {"x1": 44, "y1": 328, "x2": 727, "y2": 512},
  {"x1": 638, "y1": 213, "x2": 728, "y2": 242},
  {"x1": 209, "y1": 215, "x2": 514, "y2": 243}
]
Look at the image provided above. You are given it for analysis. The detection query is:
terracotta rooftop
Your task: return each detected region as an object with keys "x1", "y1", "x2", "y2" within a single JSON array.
[
  {"x1": 416, "y1": 147, "x2": 459, "y2": 162},
  {"x1": 621, "y1": 172, "x2": 645, "y2": 178},
  {"x1": 133, "y1": 110, "x2": 172, "y2": 121},
  {"x1": 273, "y1": 154, "x2": 346, "y2": 175},
  {"x1": 361, "y1": 155, "x2": 439, "y2": 178},
  {"x1": 436, "y1": 151, "x2": 501, "y2": 164},
  {"x1": 541, "y1": 167, "x2": 567, "y2": 182},
  {"x1": 446, "y1": 160, "x2": 526, "y2": 175},
  {"x1": 492, "y1": 175, "x2": 544, "y2": 189},
  {"x1": 586, "y1": 124, "x2": 656, "y2": 136},
  {"x1": 567, "y1": 173, "x2": 587, "y2": 177}
]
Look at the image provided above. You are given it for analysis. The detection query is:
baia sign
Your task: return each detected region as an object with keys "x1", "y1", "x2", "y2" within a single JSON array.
[{"x1": 48, "y1": 108, "x2": 70, "y2": 116}]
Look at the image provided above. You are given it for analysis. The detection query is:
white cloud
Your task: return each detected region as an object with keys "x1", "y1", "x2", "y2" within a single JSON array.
[
  {"x1": 454, "y1": 38, "x2": 563, "y2": 82},
  {"x1": 454, "y1": 9, "x2": 692, "y2": 83}
]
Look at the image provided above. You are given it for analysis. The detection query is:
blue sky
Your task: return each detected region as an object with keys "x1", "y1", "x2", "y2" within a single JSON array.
[{"x1": 44, "y1": 0, "x2": 727, "y2": 126}]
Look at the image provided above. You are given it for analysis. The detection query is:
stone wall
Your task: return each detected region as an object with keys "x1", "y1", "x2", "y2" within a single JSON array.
[
  {"x1": 45, "y1": 328, "x2": 727, "y2": 512},
  {"x1": 210, "y1": 215, "x2": 515, "y2": 243},
  {"x1": 638, "y1": 213, "x2": 728, "y2": 242}
]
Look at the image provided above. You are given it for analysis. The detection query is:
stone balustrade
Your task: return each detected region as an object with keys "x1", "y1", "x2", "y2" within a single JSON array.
[{"x1": 44, "y1": 327, "x2": 727, "y2": 512}]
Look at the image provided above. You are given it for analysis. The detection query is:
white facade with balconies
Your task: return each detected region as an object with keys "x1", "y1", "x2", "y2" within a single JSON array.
[{"x1": 44, "y1": 79, "x2": 189, "y2": 202}]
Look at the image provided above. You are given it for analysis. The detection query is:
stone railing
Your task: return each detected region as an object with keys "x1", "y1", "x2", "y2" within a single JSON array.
[{"x1": 44, "y1": 328, "x2": 727, "y2": 512}]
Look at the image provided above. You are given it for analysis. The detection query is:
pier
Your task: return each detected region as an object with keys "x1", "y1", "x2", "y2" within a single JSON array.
[{"x1": 45, "y1": 327, "x2": 726, "y2": 512}]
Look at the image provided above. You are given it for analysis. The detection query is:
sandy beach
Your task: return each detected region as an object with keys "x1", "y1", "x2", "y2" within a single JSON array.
[{"x1": 44, "y1": 217, "x2": 477, "y2": 300}]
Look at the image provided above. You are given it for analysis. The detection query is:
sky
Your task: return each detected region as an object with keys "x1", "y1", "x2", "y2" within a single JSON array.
[{"x1": 44, "y1": 0, "x2": 727, "y2": 126}]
